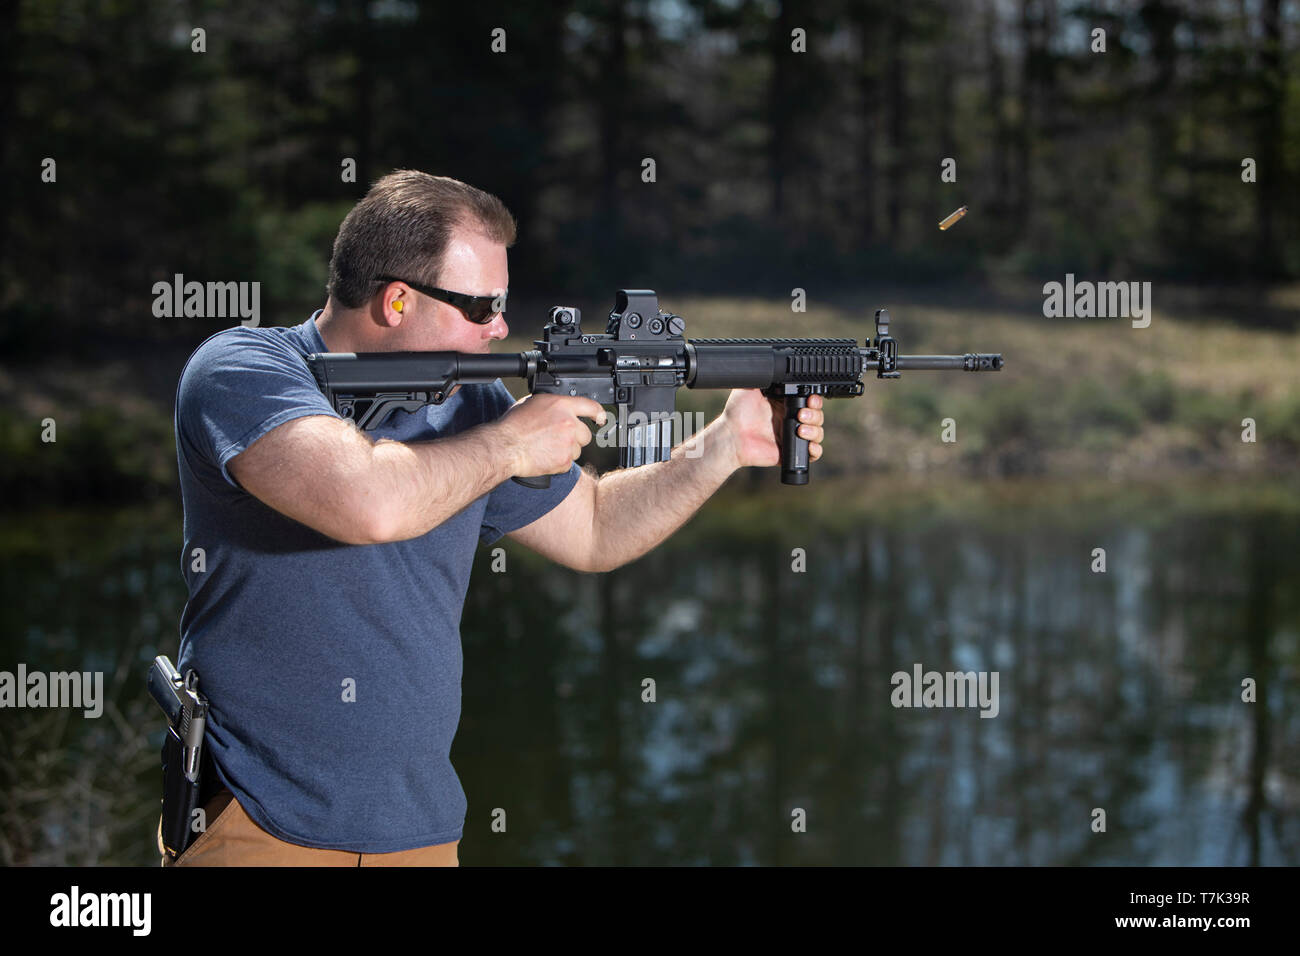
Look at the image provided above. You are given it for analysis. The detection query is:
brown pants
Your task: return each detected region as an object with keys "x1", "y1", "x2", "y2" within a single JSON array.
[{"x1": 158, "y1": 789, "x2": 460, "y2": 866}]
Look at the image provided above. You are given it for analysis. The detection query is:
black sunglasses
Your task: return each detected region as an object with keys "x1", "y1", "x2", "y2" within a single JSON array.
[{"x1": 374, "y1": 275, "x2": 507, "y2": 324}]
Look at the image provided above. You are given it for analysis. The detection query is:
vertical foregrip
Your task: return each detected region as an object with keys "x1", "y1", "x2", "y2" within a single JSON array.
[{"x1": 781, "y1": 395, "x2": 811, "y2": 485}]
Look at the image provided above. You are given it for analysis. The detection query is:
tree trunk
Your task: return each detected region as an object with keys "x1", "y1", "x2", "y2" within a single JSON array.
[
  {"x1": 597, "y1": 0, "x2": 629, "y2": 262},
  {"x1": 885, "y1": 7, "x2": 907, "y2": 239},
  {"x1": 1255, "y1": 0, "x2": 1284, "y2": 275},
  {"x1": 854, "y1": 6, "x2": 878, "y2": 246},
  {"x1": 767, "y1": 0, "x2": 794, "y2": 222},
  {"x1": 984, "y1": 0, "x2": 1012, "y2": 235}
]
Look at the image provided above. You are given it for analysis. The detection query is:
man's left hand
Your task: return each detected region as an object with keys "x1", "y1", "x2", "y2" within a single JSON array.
[{"x1": 719, "y1": 389, "x2": 825, "y2": 470}]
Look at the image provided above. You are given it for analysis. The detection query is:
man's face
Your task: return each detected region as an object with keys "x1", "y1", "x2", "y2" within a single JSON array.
[{"x1": 393, "y1": 223, "x2": 509, "y2": 353}]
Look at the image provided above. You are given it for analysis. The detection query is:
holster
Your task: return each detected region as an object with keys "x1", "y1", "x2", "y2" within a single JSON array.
[{"x1": 159, "y1": 724, "x2": 222, "y2": 859}]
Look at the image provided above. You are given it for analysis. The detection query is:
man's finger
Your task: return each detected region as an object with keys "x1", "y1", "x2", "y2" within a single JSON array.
[{"x1": 562, "y1": 395, "x2": 607, "y2": 425}]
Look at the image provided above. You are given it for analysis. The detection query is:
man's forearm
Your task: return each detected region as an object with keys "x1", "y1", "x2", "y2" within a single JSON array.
[
  {"x1": 587, "y1": 417, "x2": 740, "y2": 572},
  {"x1": 364, "y1": 422, "x2": 515, "y2": 543}
]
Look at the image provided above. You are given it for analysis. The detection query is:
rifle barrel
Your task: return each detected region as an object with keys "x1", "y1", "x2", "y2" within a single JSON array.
[{"x1": 885, "y1": 353, "x2": 1004, "y2": 371}]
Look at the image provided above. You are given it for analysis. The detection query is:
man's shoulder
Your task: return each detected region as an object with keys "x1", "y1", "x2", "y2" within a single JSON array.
[
  {"x1": 179, "y1": 323, "x2": 313, "y2": 386},
  {"x1": 184, "y1": 323, "x2": 306, "y2": 365},
  {"x1": 173, "y1": 320, "x2": 338, "y2": 469}
]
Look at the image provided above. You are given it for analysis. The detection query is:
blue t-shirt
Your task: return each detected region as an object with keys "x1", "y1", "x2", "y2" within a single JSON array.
[{"x1": 172, "y1": 312, "x2": 579, "y2": 852}]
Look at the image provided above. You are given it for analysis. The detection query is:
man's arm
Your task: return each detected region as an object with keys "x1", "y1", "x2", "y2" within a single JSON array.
[
  {"x1": 227, "y1": 391, "x2": 605, "y2": 545},
  {"x1": 227, "y1": 415, "x2": 517, "y2": 545},
  {"x1": 506, "y1": 390, "x2": 825, "y2": 573}
]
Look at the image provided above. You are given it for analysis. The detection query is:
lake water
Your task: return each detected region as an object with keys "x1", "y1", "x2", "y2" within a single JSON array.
[{"x1": 2, "y1": 477, "x2": 1297, "y2": 865}]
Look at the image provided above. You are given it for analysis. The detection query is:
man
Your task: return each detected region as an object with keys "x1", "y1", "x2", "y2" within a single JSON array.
[{"x1": 160, "y1": 170, "x2": 825, "y2": 866}]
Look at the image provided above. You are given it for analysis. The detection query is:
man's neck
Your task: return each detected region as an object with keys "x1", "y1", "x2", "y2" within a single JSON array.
[{"x1": 314, "y1": 302, "x2": 361, "y2": 353}]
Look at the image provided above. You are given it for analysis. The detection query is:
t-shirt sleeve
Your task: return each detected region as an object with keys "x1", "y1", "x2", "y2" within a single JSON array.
[
  {"x1": 176, "y1": 328, "x2": 343, "y2": 489},
  {"x1": 478, "y1": 379, "x2": 582, "y2": 545}
]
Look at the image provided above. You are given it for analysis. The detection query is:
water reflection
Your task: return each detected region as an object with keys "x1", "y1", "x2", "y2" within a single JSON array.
[{"x1": 2, "y1": 482, "x2": 1297, "y2": 865}]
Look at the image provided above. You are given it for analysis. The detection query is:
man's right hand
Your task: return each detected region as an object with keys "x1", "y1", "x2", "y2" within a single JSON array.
[{"x1": 493, "y1": 393, "x2": 607, "y2": 479}]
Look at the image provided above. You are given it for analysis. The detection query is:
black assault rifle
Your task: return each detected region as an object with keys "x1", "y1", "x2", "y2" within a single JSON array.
[{"x1": 306, "y1": 290, "x2": 1004, "y2": 486}]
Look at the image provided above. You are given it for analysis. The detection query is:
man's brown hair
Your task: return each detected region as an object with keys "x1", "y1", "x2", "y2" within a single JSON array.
[{"x1": 327, "y1": 170, "x2": 517, "y2": 309}]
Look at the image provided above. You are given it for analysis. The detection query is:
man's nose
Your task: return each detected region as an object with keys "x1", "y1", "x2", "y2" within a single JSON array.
[{"x1": 486, "y1": 312, "x2": 508, "y2": 339}]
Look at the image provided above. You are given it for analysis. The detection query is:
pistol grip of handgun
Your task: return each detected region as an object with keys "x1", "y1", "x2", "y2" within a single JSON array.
[
  {"x1": 512, "y1": 474, "x2": 553, "y2": 489},
  {"x1": 781, "y1": 395, "x2": 811, "y2": 485}
]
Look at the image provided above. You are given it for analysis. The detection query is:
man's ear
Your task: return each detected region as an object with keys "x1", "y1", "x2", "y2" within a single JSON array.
[{"x1": 373, "y1": 292, "x2": 404, "y2": 328}]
